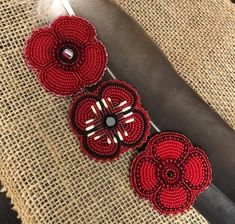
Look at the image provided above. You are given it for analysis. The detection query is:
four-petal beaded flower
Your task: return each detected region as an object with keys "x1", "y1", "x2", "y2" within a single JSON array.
[
  {"x1": 25, "y1": 16, "x2": 107, "y2": 96},
  {"x1": 131, "y1": 132, "x2": 212, "y2": 214},
  {"x1": 69, "y1": 80, "x2": 150, "y2": 161}
]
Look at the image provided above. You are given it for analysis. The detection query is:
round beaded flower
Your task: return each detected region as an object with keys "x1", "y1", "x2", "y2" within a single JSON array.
[
  {"x1": 25, "y1": 16, "x2": 107, "y2": 96},
  {"x1": 130, "y1": 132, "x2": 212, "y2": 214},
  {"x1": 69, "y1": 80, "x2": 150, "y2": 161}
]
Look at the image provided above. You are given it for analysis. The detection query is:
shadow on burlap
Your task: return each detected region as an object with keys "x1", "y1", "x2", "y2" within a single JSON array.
[{"x1": 0, "y1": 0, "x2": 234, "y2": 223}]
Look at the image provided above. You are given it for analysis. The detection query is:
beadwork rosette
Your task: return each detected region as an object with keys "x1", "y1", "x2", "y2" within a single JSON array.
[
  {"x1": 130, "y1": 132, "x2": 212, "y2": 214},
  {"x1": 25, "y1": 16, "x2": 107, "y2": 96},
  {"x1": 69, "y1": 80, "x2": 150, "y2": 161}
]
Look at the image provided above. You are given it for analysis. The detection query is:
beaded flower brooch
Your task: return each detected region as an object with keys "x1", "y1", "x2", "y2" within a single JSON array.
[
  {"x1": 25, "y1": 16, "x2": 107, "y2": 96},
  {"x1": 24, "y1": 16, "x2": 212, "y2": 214}
]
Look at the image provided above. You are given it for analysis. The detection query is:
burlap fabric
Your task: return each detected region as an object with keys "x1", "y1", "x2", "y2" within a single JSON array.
[
  {"x1": 0, "y1": 0, "x2": 234, "y2": 224},
  {"x1": 116, "y1": 0, "x2": 235, "y2": 129}
]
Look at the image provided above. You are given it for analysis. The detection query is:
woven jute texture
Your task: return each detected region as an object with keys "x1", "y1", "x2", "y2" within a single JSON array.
[
  {"x1": 0, "y1": 0, "x2": 234, "y2": 224},
  {"x1": 116, "y1": 0, "x2": 235, "y2": 129}
]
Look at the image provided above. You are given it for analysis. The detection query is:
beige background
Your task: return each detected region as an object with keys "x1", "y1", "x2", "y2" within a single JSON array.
[
  {"x1": 0, "y1": 0, "x2": 234, "y2": 223},
  {"x1": 116, "y1": 0, "x2": 235, "y2": 129}
]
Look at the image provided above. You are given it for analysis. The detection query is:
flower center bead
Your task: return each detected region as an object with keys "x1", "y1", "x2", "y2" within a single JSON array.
[
  {"x1": 62, "y1": 48, "x2": 74, "y2": 60},
  {"x1": 167, "y1": 170, "x2": 175, "y2": 178},
  {"x1": 105, "y1": 115, "x2": 117, "y2": 128},
  {"x1": 161, "y1": 162, "x2": 181, "y2": 186},
  {"x1": 58, "y1": 45, "x2": 78, "y2": 64}
]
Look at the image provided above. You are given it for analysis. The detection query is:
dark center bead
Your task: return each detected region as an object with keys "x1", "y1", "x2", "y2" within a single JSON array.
[
  {"x1": 105, "y1": 116, "x2": 117, "y2": 128},
  {"x1": 167, "y1": 170, "x2": 175, "y2": 178}
]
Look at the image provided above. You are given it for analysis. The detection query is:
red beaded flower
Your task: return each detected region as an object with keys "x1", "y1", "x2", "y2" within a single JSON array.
[
  {"x1": 69, "y1": 80, "x2": 150, "y2": 161},
  {"x1": 25, "y1": 16, "x2": 107, "y2": 96},
  {"x1": 131, "y1": 132, "x2": 212, "y2": 214}
]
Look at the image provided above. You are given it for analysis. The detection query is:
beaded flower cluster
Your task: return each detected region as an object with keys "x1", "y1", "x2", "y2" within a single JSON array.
[{"x1": 24, "y1": 15, "x2": 212, "y2": 215}]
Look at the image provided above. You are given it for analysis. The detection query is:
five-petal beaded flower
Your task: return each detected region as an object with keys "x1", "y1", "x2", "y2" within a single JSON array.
[
  {"x1": 69, "y1": 80, "x2": 150, "y2": 161},
  {"x1": 130, "y1": 132, "x2": 212, "y2": 214},
  {"x1": 25, "y1": 16, "x2": 107, "y2": 96}
]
